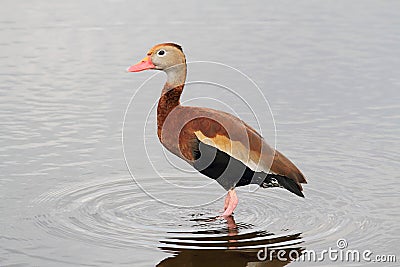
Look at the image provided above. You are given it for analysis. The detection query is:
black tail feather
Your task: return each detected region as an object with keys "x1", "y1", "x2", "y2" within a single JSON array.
[{"x1": 262, "y1": 174, "x2": 304, "y2": 198}]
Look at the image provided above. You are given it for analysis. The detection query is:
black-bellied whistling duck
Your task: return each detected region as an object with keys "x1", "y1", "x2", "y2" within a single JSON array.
[{"x1": 127, "y1": 43, "x2": 307, "y2": 217}]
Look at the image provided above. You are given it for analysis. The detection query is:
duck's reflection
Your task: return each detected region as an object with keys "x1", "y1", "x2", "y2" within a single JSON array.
[{"x1": 157, "y1": 215, "x2": 304, "y2": 267}]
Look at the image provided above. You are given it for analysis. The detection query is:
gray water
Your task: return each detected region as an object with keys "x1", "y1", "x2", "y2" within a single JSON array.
[{"x1": 1, "y1": 1, "x2": 399, "y2": 266}]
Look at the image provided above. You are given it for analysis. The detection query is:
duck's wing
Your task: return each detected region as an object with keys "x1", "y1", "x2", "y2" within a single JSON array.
[{"x1": 185, "y1": 107, "x2": 307, "y2": 187}]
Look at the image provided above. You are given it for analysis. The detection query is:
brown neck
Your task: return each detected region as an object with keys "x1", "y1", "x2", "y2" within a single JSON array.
[
  {"x1": 157, "y1": 84, "x2": 184, "y2": 138},
  {"x1": 157, "y1": 63, "x2": 187, "y2": 139}
]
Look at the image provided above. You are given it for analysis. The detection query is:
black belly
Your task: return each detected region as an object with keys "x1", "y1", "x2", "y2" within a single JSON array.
[{"x1": 192, "y1": 140, "x2": 268, "y2": 190}]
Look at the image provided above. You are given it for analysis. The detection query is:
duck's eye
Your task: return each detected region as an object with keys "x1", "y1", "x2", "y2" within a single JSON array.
[{"x1": 157, "y1": 49, "x2": 166, "y2": 57}]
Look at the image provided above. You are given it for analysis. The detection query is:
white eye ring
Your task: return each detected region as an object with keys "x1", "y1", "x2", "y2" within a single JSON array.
[{"x1": 157, "y1": 49, "x2": 166, "y2": 57}]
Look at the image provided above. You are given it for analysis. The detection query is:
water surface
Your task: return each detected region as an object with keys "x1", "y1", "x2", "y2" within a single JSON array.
[{"x1": 1, "y1": 0, "x2": 399, "y2": 266}]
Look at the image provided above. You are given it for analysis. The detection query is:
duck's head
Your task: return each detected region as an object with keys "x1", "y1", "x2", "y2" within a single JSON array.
[{"x1": 127, "y1": 43, "x2": 186, "y2": 72}]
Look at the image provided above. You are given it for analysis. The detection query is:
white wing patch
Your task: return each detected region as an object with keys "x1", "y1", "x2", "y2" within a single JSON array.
[{"x1": 194, "y1": 130, "x2": 270, "y2": 172}]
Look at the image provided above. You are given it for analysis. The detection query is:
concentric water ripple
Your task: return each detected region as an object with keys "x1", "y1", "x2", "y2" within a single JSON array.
[
  {"x1": 31, "y1": 174, "x2": 381, "y2": 263},
  {"x1": 33, "y1": 177, "x2": 188, "y2": 249}
]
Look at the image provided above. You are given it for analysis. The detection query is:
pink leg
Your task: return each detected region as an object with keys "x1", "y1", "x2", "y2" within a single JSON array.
[
  {"x1": 223, "y1": 192, "x2": 231, "y2": 210},
  {"x1": 222, "y1": 189, "x2": 239, "y2": 217}
]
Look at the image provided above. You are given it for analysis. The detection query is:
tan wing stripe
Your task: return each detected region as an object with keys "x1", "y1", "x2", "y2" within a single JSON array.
[{"x1": 194, "y1": 130, "x2": 268, "y2": 172}]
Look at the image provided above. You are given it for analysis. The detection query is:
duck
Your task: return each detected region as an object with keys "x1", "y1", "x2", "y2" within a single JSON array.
[{"x1": 127, "y1": 43, "x2": 307, "y2": 217}]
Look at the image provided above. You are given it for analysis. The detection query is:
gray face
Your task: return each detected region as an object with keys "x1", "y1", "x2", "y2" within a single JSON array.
[{"x1": 150, "y1": 46, "x2": 186, "y2": 71}]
